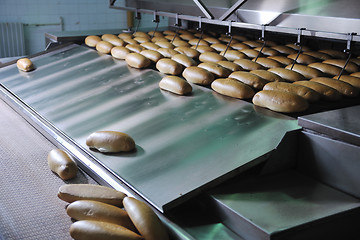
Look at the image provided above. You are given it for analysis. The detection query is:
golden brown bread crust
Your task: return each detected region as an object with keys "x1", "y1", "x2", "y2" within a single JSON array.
[
  {"x1": 350, "y1": 72, "x2": 360, "y2": 78},
  {"x1": 171, "y1": 54, "x2": 197, "y2": 67},
  {"x1": 254, "y1": 47, "x2": 280, "y2": 56},
  {"x1": 118, "y1": 32, "x2": 133, "y2": 39},
  {"x1": 172, "y1": 40, "x2": 190, "y2": 47},
  {"x1": 211, "y1": 78, "x2": 255, "y2": 99},
  {"x1": 151, "y1": 37, "x2": 169, "y2": 43},
  {"x1": 156, "y1": 58, "x2": 183, "y2": 75},
  {"x1": 267, "y1": 68, "x2": 305, "y2": 82},
  {"x1": 268, "y1": 56, "x2": 294, "y2": 66},
  {"x1": 323, "y1": 59, "x2": 359, "y2": 73},
  {"x1": 210, "y1": 43, "x2": 229, "y2": 52},
  {"x1": 16, "y1": 58, "x2": 34, "y2": 72},
  {"x1": 217, "y1": 61, "x2": 243, "y2": 72},
  {"x1": 140, "y1": 49, "x2": 163, "y2": 63},
  {"x1": 302, "y1": 51, "x2": 332, "y2": 60},
  {"x1": 159, "y1": 76, "x2": 192, "y2": 95},
  {"x1": 307, "y1": 62, "x2": 343, "y2": 76},
  {"x1": 140, "y1": 42, "x2": 160, "y2": 50},
  {"x1": 85, "y1": 35, "x2": 101, "y2": 47},
  {"x1": 125, "y1": 44, "x2": 144, "y2": 53},
  {"x1": 199, "y1": 52, "x2": 227, "y2": 63},
  {"x1": 125, "y1": 53, "x2": 151, "y2": 69},
  {"x1": 333, "y1": 75, "x2": 360, "y2": 88},
  {"x1": 254, "y1": 57, "x2": 284, "y2": 68},
  {"x1": 228, "y1": 71, "x2": 268, "y2": 90},
  {"x1": 133, "y1": 31, "x2": 150, "y2": 39},
  {"x1": 263, "y1": 81, "x2": 320, "y2": 102},
  {"x1": 285, "y1": 43, "x2": 311, "y2": 52},
  {"x1": 111, "y1": 46, "x2": 130, "y2": 59},
  {"x1": 250, "y1": 70, "x2": 283, "y2": 82},
  {"x1": 240, "y1": 49, "x2": 263, "y2": 58},
  {"x1": 106, "y1": 37, "x2": 125, "y2": 47},
  {"x1": 157, "y1": 48, "x2": 178, "y2": 58},
  {"x1": 310, "y1": 77, "x2": 359, "y2": 97},
  {"x1": 48, "y1": 149, "x2": 77, "y2": 180},
  {"x1": 285, "y1": 64, "x2": 324, "y2": 79},
  {"x1": 174, "y1": 47, "x2": 200, "y2": 59},
  {"x1": 179, "y1": 34, "x2": 195, "y2": 41},
  {"x1": 252, "y1": 90, "x2": 309, "y2": 113},
  {"x1": 95, "y1": 41, "x2": 113, "y2": 54},
  {"x1": 293, "y1": 80, "x2": 342, "y2": 101},
  {"x1": 198, "y1": 62, "x2": 231, "y2": 78},
  {"x1": 101, "y1": 34, "x2": 119, "y2": 41},
  {"x1": 220, "y1": 50, "x2": 247, "y2": 61},
  {"x1": 191, "y1": 45, "x2": 216, "y2": 53},
  {"x1": 242, "y1": 40, "x2": 263, "y2": 48},
  {"x1": 86, "y1": 130, "x2": 136, "y2": 152},
  {"x1": 148, "y1": 31, "x2": 163, "y2": 38},
  {"x1": 287, "y1": 53, "x2": 317, "y2": 65},
  {"x1": 188, "y1": 38, "x2": 208, "y2": 46},
  {"x1": 271, "y1": 45, "x2": 297, "y2": 55},
  {"x1": 203, "y1": 37, "x2": 221, "y2": 44},
  {"x1": 233, "y1": 59, "x2": 266, "y2": 71},
  {"x1": 123, "y1": 38, "x2": 138, "y2": 45},
  {"x1": 230, "y1": 43, "x2": 250, "y2": 50},
  {"x1": 182, "y1": 66, "x2": 215, "y2": 85},
  {"x1": 318, "y1": 49, "x2": 348, "y2": 59}
]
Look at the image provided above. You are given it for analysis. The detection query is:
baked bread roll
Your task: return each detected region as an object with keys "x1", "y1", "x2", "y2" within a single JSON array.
[
  {"x1": 191, "y1": 45, "x2": 216, "y2": 53},
  {"x1": 267, "y1": 68, "x2": 305, "y2": 82},
  {"x1": 174, "y1": 47, "x2": 200, "y2": 59},
  {"x1": 155, "y1": 41, "x2": 174, "y2": 49},
  {"x1": 285, "y1": 64, "x2": 324, "y2": 79},
  {"x1": 310, "y1": 77, "x2": 359, "y2": 97},
  {"x1": 125, "y1": 44, "x2": 144, "y2": 53},
  {"x1": 211, "y1": 78, "x2": 255, "y2": 99},
  {"x1": 240, "y1": 49, "x2": 263, "y2": 58},
  {"x1": 210, "y1": 43, "x2": 229, "y2": 52},
  {"x1": 259, "y1": 40, "x2": 278, "y2": 47},
  {"x1": 323, "y1": 59, "x2": 359, "y2": 73},
  {"x1": 250, "y1": 70, "x2": 283, "y2": 82},
  {"x1": 188, "y1": 38, "x2": 208, "y2": 46},
  {"x1": 159, "y1": 76, "x2": 192, "y2": 95},
  {"x1": 230, "y1": 43, "x2": 250, "y2": 50},
  {"x1": 319, "y1": 49, "x2": 348, "y2": 59},
  {"x1": 217, "y1": 61, "x2": 243, "y2": 72},
  {"x1": 254, "y1": 47, "x2": 280, "y2": 56},
  {"x1": 350, "y1": 72, "x2": 360, "y2": 78},
  {"x1": 151, "y1": 37, "x2": 168, "y2": 43},
  {"x1": 118, "y1": 32, "x2": 133, "y2": 39},
  {"x1": 96, "y1": 41, "x2": 113, "y2": 54},
  {"x1": 16, "y1": 58, "x2": 34, "y2": 72},
  {"x1": 182, "y1": 66, "x2": 214, "y2": 85},
  {"x1": 268, "y1": 56, "x2": 293, "y2": 66},
  {"x1": 293, "y1": 80, "x2": 342, "y2": 101},
  {"x1": 254, "y1": 57, "x2": 284, "y2": 68},
  {"x1": 58, "y1": 184, "x2": 127, "y2": 206},
  {"x1": 163, "y1": 30, "x2": 176, "y2": 35},
  {"x1": 263, "y1": 81, "x2": 320, "y2": 102},
  {"x1": 308, "y1": 62, "x2": 343, "y2": 76},
  {"x1": 286, "y1": 43, "x2": 311, "y2": 52},
  {"x1": 199, "y1": 52, "x2": 226, "y2": 63},
  {"x1": 302, "y1": 51, "x2": 331, "y2": 60},
  {"x1": 171, "y1": 54, "x2": 197, "y2": 67},
  {"x1": 242, "y1": 40, "x2": 263, "y2": 48},
  {"x1": 165, "y1": 35, "x2": 181, "y2": 41},
  {"x1": 107, "y1": 37, "x2": 125, "y2": 47},
  {"x1": 140, "y1": 42, "x2": 159, "y2": 51},
  {"x1": 148, "y1": 31, "x2": 163, "y2": 38},
  {"x1": 220, "y1": 50, "x2": 247, "y2": 61},
  {"x1": 233, "y1": 59, "x2": 266, "y2": 71},
  {"x1": 140, "y1": 50, "x2": 163, "y2": 63},
  {"x1": 219, "y1": 36, "x2": 238, "y2": 44},
  {"x1": 172, "y1": 40, "x2": 190, "y2": 47},
  {"x1": 203, "y1": 37, "x2": 220, "y2": 44},
  {"x1": 198, "y1": 62, "x2": 231, "y2": 78},
  {"x1": 179, "y1": 34, "x2": 195, "y2": 41},
  {"x1": 48, "y1": 149, "x2": 77, "y2": 180},
  {"x1": 271, "y1": 45, "x2": 297, "y2": 55},
  {"x1": 157, "y1": 48, "x2": 178, "y2": 58},
  {"x1": 252, "y1": 90, "x2": 309, "y2": 113},
  {"x1": 69, "y1": 220, "x2": 143, "y2": 240},
  {"x1": 85, "y1": 35, "x2": 101, "y2": 47},
  {"x1": 334, "y1": 75, "x2": 360, "y2": 88},
  {"x1": 287, "y1": 53, "x2": 317, "y2": 65},
  {"x1": 133, "y1": 31, "x2": 150, "y2": 39},
  {"x1": 123, "y1": 197, "x2": 169, "y2": 240},
  {"x1": 86, "y1": 130, "x2": 136, "y2": 152},
  {"x1": 123, "y1": 38, "x2": 138, "y2": 45},
  {"x1": 228, "y1": 71, "x2": 268, "y2": 90},
  {"x1": 67, "y1": 200, "x2": 136, "y2": 231},
  {"x1": 349, "y1": 58, "x2": 360, "y2": 66},
  {"x1": 111, "y1": 46, "x2": 130, "y2": 60},
  {"x1": 101, "y1": 34, "x2": 118, "y2": 41},
  {"x1": 156, "y1": 58, "x2": 183, "y2": 75}
]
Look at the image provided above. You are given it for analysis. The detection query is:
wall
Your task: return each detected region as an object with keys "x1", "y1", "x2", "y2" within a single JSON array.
[{"x1": 0, "y1": 0, "x2": 168, "y2": 56}]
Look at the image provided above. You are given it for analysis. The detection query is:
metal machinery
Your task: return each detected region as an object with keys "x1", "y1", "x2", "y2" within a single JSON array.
[{"x1": 1, "y1": 0, "x2": 360, "y2": 239}]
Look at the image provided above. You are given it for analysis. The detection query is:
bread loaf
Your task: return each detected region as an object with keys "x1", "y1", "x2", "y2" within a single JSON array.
[
  {"x1": 252, "y1": 90, "x2": 309, "y2": 113},
  {"x1": 174, "y1": 47, "x2": 200, "y2": 58},
  {"x1": 285, "y1": 64, "x2": 324, "y2": 79},
  {"x1": 268, "y1": 56, "x2": 294, "y2": 66},
  {"x1": 334, "y1": 75, "x2": 360, "y2": 88},
  {"x1": 86, "y1": 130, "x2": 135, "y2": 152},
  {"x1": 286, "y1": 43, "x2": 311, "y2": 52},
  {"x1": 199, "y1": 52, "x2": 226, "y2": 63},
  {"x1": 101, "y1": 34, "x2": 118, "y2": 41},
  {"x1": 140, "y1": 42, "x2": 159, "y2": 50},
  {"x1": 230, "y1": 43, "x2": 250, "y2": 50},
  {"x1": 157, "y1": 48, "x2": 178, "y2": 58},
  {"x1": 95, "y1": 41, "x2": 113, "y2": 54},
  {"x1": 123, "y1": 197, "x2": 169, "y2": 240},
  {"x1": 163, "y1": 30, "x2": 176, "y2": 35},
  {"x1": 350, "y1": 72, "x2": 360, "y2": 78},
  {"x1": 111, "y1": 46, "x2": 130, "y2": 60},
  {"x1": 254, "y1": 47, "x2": 280, "y2": 56},
  {"x1": 126, "y1": 53, "x2": 151, "y2": 68},
  {"x1": 293, "y1": 80, "x2": 342, "y2": 101},
  {"x1": 182, "y1": 66, "x2": 214, "y2": 85},
  {"x1": 217, "y1": 61, "x2": 243, "y2": 72},
  {"x1": 69, "y1": 220, "x2": 143, "y2": 240},
  {"x1": 308, "y1": 62, "x2": 343, "y2": 76},
  {"x1": 125, "y1": 44, "x2": 144, "y2": 53},
  {"x1": 48, "y1": 149, "x2": 77, "y2": 180},
  {"x1": 267, "y1": 68, "x2": 305, "y2": 82},
  {"x1": 211, "y1": 78, "x2": 255, "y2": 99},
  {"x1": 198, "y1": 62, "x2": 231, "y2": 78},
  {"x1": 254, "y1": 57, "x2": 284, "y2": 68},
  {"x1": 107, "y1": 37, "x2": 124, "y2": 47},
  {"x1": 188, "y1": 38, "x2": 208, "y2": 46},
  {"x1": 271, "y1": 45, "x2": 297, "y2": 55},
  {"x1": 16, "y1": 58, "x2": 34, "y2": 72},
  {"x1": 148, "y1": 31, "x2": 163, "y2": 38},
  {"x1": 118, "y1": 32, "x2": 133, "y2": 39},
  {"x1": 323, "y1": 59, "x2": 359, "y2": 73},
  {"x1": 151, "y1": 37, "x2": 168, "y2": 43},
  {"x1": 210, "y1": 43, "x2": 229, "y2": 52},
  {"x1": 171, "y1": 54, "x2": 197, "y2": 67},
  {"x1": 240, "y1": 49, "x2": 263, "y2": 58},
  {"x1": 263, "y1": 81, "x2": 320, "y2": 102},
  {"x1": 302, "y1": 51, "x2": 332, "y2": 60},
  {"x1": 191, "y1": 45, "x2": 216, "y2": 53},
  {"x1": 172, "y1": 40, "x2": 190, "y2": 47},
  {"x1": 203, "y1": 37, "x2": 220, "y2": 44},
  {"x1": 156, "y1": 58, "x2": 183, "y2": 75},
  {"x1": 233, "y1": 59, "x2": 266, "y2": 71},
  {"x1": 242, "y1": 40, "x2": 263, "y2": 48},
  {"x1": 58, "y1": 184, "x2": 127, "y2": 206},
  {"x1": 140, "y1": 49, "x2": 163, "y2": 63},
  {"x1": 228, "y1": 71, "x2": 268, "y2": 90},
  {"x1": 250, "y1": 70, "x2": 283, "y2": 82},
  {"x1": 123, "y1": 38, "x2": 138, "y2": 45},
  {"x1": 179, "y1": 34, "x2": 195, "y2": 41},
  {"x1": 319, "y1": 49, "x2": 348, "y2": 59},
  {"x1": 287, "y1": 53, "x2": 317, "y2": 65},
  {"x1": 310, "y1": 77, "x2": 359, "y2": 97},
  {"x1": 220, "y1": 50, "x2": 247, "y2": 61},
  {"x1": 67, "y1": 200, "x2": 136, "y2": 231},
  {"x1": 85, "y1": 35, "x2": 101, "y2": 47},
  {"x1": 159, "y1": 76, "x2": 192, "y2": 95},
  {"x1": 133, "y1": 31, "x2": 150, "y2": 39}
]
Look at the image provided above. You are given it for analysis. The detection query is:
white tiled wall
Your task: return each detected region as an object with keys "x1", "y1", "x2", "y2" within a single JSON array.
[{"x1": 0, "y1": 0, "x2": 168, "y2": 55}]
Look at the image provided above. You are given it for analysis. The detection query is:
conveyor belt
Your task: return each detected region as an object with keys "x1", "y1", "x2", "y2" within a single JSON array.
[{"x1": 0, "y1": 98, "x2": 98, "y2": 240}]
